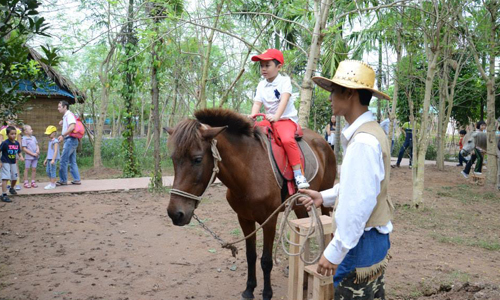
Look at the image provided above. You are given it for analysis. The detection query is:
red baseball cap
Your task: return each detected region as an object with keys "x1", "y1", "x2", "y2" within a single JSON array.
[{"x1": 251, "y1": 49, "x2": 284, "y2": 65}]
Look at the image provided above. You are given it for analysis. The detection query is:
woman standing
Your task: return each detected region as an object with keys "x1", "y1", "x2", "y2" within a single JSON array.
[{"x1": 325, "y1": 115, "x2": 336, "y2": 150}]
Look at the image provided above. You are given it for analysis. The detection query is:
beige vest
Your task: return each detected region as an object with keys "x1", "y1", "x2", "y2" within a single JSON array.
[{"x1": 332, "y1": 121, "x2": 394, "y2": 231}]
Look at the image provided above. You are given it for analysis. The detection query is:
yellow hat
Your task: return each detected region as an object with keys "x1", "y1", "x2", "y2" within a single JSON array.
[
  {"x1": 45, "y1": 125, "x2": 57, "y2": 135},
  {"x1": 312, "y1": 60, "x2": 390, "y2": 100}
]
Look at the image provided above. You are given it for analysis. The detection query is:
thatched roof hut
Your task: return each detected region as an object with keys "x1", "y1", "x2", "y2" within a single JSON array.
[{"x1": 18, "y1": 47, "x2": 86, "y2": 148}]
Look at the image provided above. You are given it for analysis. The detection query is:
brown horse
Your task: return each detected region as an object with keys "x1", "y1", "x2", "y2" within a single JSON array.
[{"x1": 166, "y1": 108, "x2": 336, "y2": 300}]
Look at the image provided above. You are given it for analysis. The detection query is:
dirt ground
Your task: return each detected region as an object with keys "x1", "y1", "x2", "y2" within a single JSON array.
[{"x1": 0, "y1": 165, "x2": 499, "y2": 300}]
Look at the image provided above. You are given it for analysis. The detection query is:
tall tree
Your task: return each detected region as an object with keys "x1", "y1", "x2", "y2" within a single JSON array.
[
  {"x1": 297, "y1": 0, "x2": 333, "y2": 128},
  {"x1": 121, "y1": 0, "x2": 141, "y2": 177},
  {"x1": 459, "y1": 0, "x2": 499, "y2": 184},
  {"x1": 410, "y1": 0, "x2": 446, "y2": 207}
]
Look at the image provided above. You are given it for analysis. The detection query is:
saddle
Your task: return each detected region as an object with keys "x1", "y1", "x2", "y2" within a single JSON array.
[{"x1": 254, "y1": 118, "x2": 319, "y2": 195}]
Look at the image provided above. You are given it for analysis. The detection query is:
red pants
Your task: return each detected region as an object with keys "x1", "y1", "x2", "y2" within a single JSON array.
[{"x1": 273, "y1": 120, "x2": 301, "y2": 167}]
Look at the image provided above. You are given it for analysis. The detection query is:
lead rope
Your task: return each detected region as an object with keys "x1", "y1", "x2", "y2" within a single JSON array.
[{"x1": 274, "y1": 194, "x2": 324, "y2": 265}]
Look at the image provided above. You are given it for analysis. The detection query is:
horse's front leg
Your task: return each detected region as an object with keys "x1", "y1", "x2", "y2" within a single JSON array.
[
  {"x1": 238, "y1": 216, "x2": 257, "y2": 300},
  {"x1": 261, "y1": 216, "x2": 278, "y2": 300}
]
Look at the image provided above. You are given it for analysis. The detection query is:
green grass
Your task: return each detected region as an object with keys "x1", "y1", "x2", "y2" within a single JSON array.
[
  {"x1": 430, "y1": 233, "x2": 500, "y2": 251},
  {"x1": 437, "y1": 184, "x2": 495, "y2": 204},
  {"x1": 17, "y1": 137, "x2": 174, "y2": 180},
  {"x1": 230, "y1": 228, "x2": 242, "y2": 237}
]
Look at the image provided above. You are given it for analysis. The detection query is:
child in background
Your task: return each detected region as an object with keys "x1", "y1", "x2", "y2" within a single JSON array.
[
  {"x1": 1, "y1": 126, "x2": 24, "y2": 202},
  {"x1": 43, "y1": 126, "x2": 60, "y2": 190},
  {"x1": 250, "y1": 48, "x2": 309, "y2": 189},
  {"x1": 456, "y1": 129, "x2": 467, "y2": 167},
  {"x1": 0, "y1": 120, "x2": 22, "y2": 190},
  {"x1": 22, "y1": 125, "x2": 40, "y2": 188}
]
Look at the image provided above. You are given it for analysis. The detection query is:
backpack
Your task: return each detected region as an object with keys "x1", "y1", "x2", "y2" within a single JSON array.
[{"x1": 69, "y1": 112, "x2": 85, "y2": 139}]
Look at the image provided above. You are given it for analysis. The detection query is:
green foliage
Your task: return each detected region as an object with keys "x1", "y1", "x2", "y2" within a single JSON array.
[
  {"x1": 0, "y1": 0, "x2": 59, "y2": 120},
  {"x1": 308, "y1": 88, "x2": 332, "y2": 132},
  {"x1": 77, "y1": 137, "x2": 172, "y2": 173}
]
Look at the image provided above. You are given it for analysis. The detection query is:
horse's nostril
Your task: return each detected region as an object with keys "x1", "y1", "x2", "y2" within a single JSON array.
[{"x1": 168, "y1": 210, "x2": 185, "y2": 223}]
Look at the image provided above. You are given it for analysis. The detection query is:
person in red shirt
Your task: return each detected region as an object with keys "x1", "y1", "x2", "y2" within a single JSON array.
[{"x1": 457, "y1": 129, "x2": 467, "y2": 166}]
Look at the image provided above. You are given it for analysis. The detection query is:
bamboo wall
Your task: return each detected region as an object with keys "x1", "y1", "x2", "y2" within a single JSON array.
[{"x1": 18, "y1": 96, "x2": 65, "y2": 150}]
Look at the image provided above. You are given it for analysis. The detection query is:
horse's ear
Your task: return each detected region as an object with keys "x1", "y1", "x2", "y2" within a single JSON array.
[
  {"x1": 201, "y1": 126, "x2": 227, "y2": 140},
  {"x1": 163, "y1": 127, "x2": 174, "y2": 135}
]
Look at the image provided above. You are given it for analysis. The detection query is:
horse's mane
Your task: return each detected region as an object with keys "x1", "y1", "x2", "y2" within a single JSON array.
[
  {"x1": 195, "y1": 108, "x2": 255, "y2": 137},
  {"x1": 168, "y1": 109, "x2": 258, "y2": 156}
]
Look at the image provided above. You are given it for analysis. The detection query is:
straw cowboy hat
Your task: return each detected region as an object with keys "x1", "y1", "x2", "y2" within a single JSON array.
[{"x1": 312, "y1": 60, "x2": 390, "y2": 100}]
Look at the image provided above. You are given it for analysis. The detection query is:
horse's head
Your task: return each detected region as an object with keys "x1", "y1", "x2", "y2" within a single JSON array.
[
  {"x1": 461, "y1": 131, "x2": 487, "y2": 157},
  {"x1": 460, "y1": 132, "x2": 475, "y2": 157},
  {"x1": 165, "y1": 120, "x2": 226, "y2": 226}
]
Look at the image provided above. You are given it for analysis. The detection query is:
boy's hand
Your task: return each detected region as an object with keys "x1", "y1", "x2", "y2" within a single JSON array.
[
  {"x1": 298, "y1": 189, "x2": 324, "y2": 211},
  {"x1": 51, "y1": 160, "x2": 55, "y2": 165},
  {"x1": 266, "y1": 114, "x2": 276, "y2": 122},
  {"x1": 43, "y1": 160, "x2": 47, "y2": 166},
  {"x1": 19, "y1": 156, "x2": 25, "y2": 162}
]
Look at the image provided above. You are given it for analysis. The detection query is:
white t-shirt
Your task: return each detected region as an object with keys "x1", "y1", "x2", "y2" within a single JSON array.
[
  {"x1": 62, "y1": 110, "x2": 76, "y2": 136},
  {"x1": 254, "y1": 74, "x2": 298, "y2": 123}
]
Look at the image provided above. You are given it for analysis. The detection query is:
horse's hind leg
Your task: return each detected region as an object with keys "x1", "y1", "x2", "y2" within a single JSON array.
[
  {"x1": 261, "y1": 216, "x2": 278, "y2": 300},
  {"x1": 238, "y1": 216, "x2": 257, "y2": 300}
]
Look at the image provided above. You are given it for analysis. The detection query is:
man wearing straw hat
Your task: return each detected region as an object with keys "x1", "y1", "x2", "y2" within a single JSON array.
[{"x1": 299, "y1": 60, "x2": 394, "y2": 299}]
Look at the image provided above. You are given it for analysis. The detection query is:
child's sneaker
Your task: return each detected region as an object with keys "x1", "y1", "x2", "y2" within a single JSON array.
[
  {"x1": 44, "y1": 184, "x2": 55, "y2": 190},
  {"x1": 15, "y1": 185, "x2": 21, "y2": 190},
  {"x1": 295, "y1": 174, "x2": 310, "y2": 189},
  {"x1": 473, "y1": 172, "x2": 482, "y2": 175},
  {"x1": 24, "y1": 181, "x2": 31, "y2": 189},
  {"x1": 461, "y1": 171, "x2": 469, "y2": 179},
  {"x1": 8, "y1": 188, "x2": 17, "y2": 195},
  {"x1": 1, "y1": 195, "x2": 12, "y2": 203},
  {"x1": 31, "y1": 181, "x2": 38, "y2": 188}
]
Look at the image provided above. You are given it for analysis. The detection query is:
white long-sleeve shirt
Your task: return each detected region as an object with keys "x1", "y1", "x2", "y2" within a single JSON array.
[{"x1": 320, "y1": 111, "x2": 393, "y2": 265}]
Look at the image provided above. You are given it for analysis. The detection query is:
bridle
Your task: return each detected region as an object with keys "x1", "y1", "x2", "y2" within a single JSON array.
[{"x1": 169, "y1": 139, "x2": 222, "y2": 204}]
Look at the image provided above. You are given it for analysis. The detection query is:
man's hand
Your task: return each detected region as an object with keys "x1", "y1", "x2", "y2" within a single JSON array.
[
  {"x1": 266, "y1": 114, "x2": 276, "y2": 122},
  {"x1": 298, "y1": 189, "x2": 324, "y2": 211},
  {"x1": 51, "y1": 160, "x2": 55, "y2": 165},
  {"x1": 317, "y1": 254, "x2": 338, "y2": 276},
  {"x1": 43, "y1": 159, "x2": 47, "y2": 166}
]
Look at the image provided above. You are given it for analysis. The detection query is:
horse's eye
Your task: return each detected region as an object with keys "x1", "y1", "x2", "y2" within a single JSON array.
[{"x1": 193, "y1": 157, "x2": 203, "y2": 165}]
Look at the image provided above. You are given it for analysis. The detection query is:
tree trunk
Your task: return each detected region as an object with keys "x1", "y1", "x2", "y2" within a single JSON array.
[
  {"x1": 140, "y1": 98, "x2": 145, "y2": 137},
  {"x1": 298, "y1": 0, "x2": 333, "y2": 128},
  {"x1": 485, "y1": 7, "x2": 497, "y2": 184},
  {"x1": 170, "y1": 77, "x2": 179, "y2": 128},
  {"x1": 111, "y1": 108, "x2": 116, "y2": 138},
  {"x1": 388, "y1": 31, "x2": 401, "y2": 152},
  {"x1": 412, "y1": 51, "x2": 439, "y2": 207},
  {"x1": 377, "y1": 39, "x2": 382, "y2": 122},
  {"x1": 150, "y1": 17, "x2": 162, "y2": 188},
  {"x1": 436, "y1": 63, "x2": 447, "y2": 170},
  {"x1": 94, "y1": 46, "x2": 116, "y2": 168},
  {"x1": 334, "y1": 115, "x2": 342, "y2": 163},
  {"x1": 121, "y1": 0, "x2": 140, "y2": 177},
  {"x1": 198, "y1": 0, "x2": 224, "y2": 109}
]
